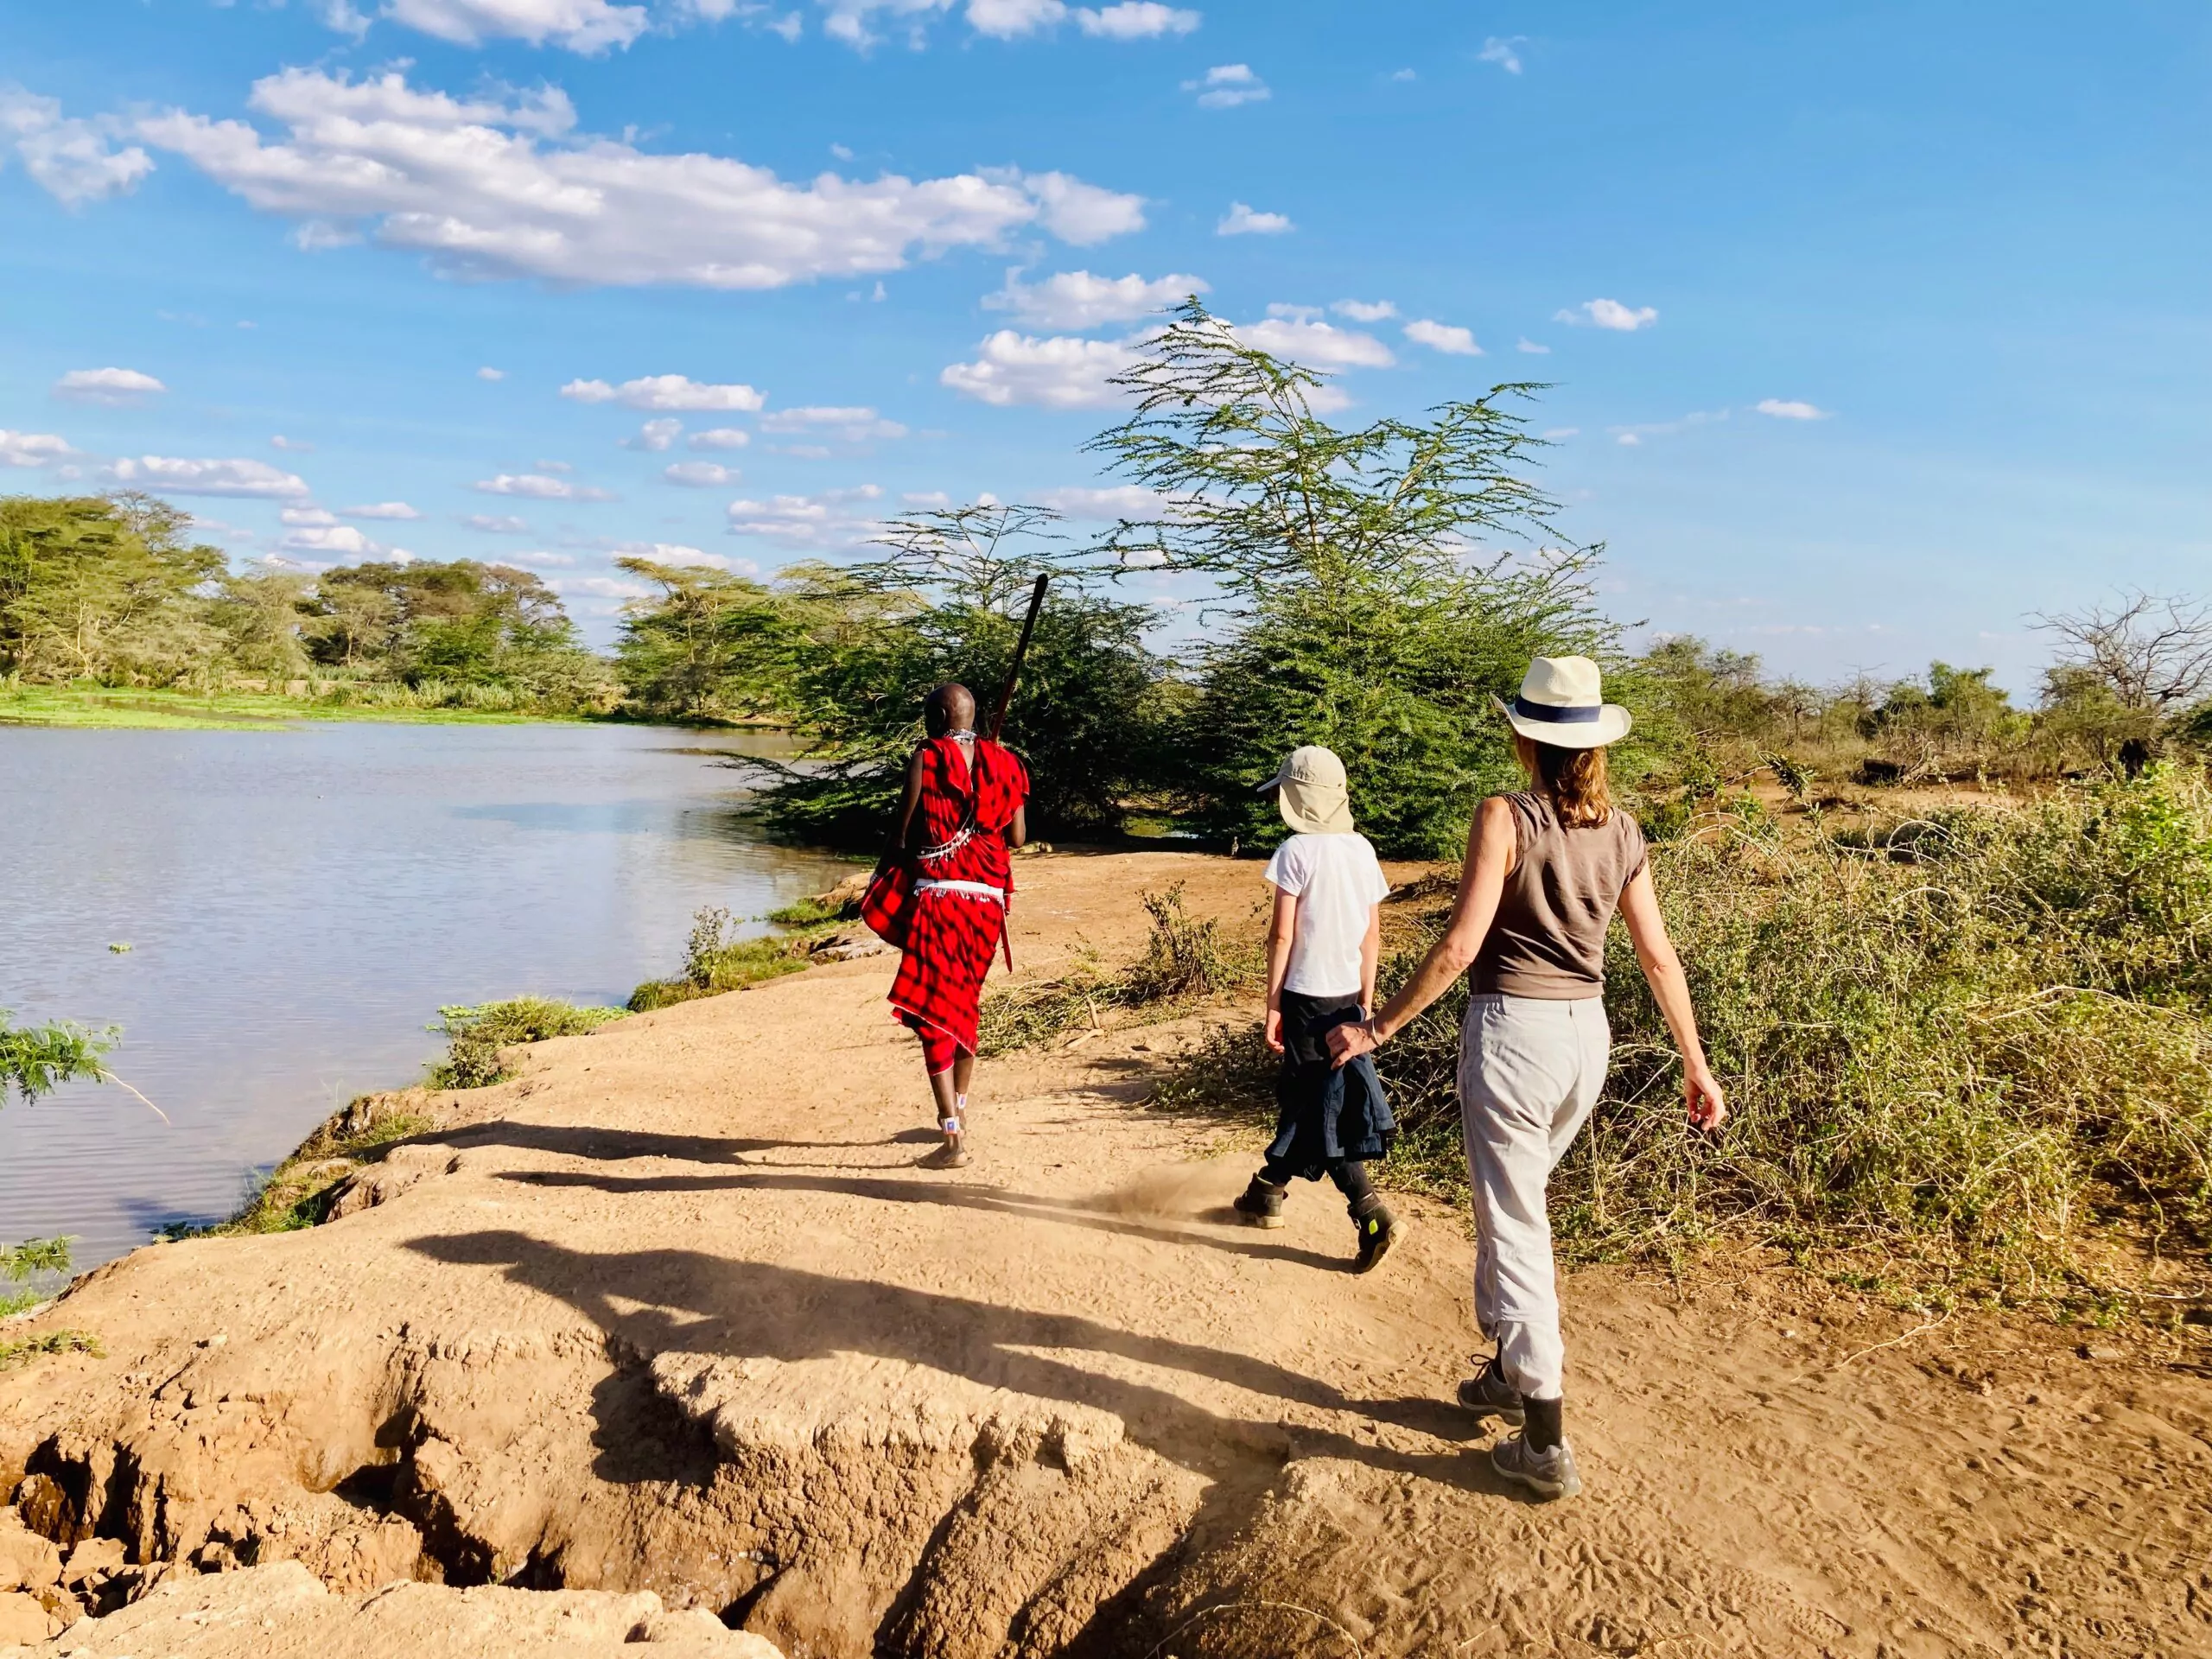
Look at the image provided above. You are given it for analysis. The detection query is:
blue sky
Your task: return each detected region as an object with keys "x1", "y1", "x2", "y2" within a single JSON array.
[{"x1": 2, "y1": 1, "x2": 2207, "y2": 689}]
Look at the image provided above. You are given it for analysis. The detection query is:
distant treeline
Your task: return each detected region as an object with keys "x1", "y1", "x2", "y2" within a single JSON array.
[
  {"x1": 8, "y1": 300, "x2": 2201, "y2": 851},
  {"x1": 0, "y1": 493, "x2": 613, "y2": 714}
]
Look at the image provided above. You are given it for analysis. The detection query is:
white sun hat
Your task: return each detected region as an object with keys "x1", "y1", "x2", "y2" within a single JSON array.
[
  {"x1": 1255, "y1": 744, "x2": 1356, "y2": 836},
  {"x1": 1492, "y1": 656, "x2": 1633, "y2": 750}
]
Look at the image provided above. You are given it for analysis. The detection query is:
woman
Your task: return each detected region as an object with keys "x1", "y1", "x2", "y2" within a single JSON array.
[{"x1": 1327, "y1": 656, "x2": 1726, "y2": 1501}]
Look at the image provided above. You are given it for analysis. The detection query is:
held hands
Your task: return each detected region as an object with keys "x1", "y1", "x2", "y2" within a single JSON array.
[
  {"x1": 1324, "y1": 1018, "x2": 1379, "y2": 1069},
  {"x1": 1684, "y1": 1065, "x2": 1728, "y2": 1134}
]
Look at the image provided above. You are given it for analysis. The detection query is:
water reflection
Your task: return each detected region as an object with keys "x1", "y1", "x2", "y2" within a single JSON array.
[{"x1": 0, "y1": 722, "x2": 854, "y2": 1268}]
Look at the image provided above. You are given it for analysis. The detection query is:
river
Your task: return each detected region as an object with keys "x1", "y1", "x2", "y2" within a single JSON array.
[{"x1": 0, "y1": 722, "x2": 854, "y2": 1270}]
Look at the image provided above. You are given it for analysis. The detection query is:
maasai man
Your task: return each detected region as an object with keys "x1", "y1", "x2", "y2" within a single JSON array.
[{"x1": 887, "y1": 683, "x2": 1030, "y2": 1167}]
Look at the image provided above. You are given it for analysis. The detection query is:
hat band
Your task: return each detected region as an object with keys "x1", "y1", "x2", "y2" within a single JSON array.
[{"x1": 1513, "y1": 695, "x2": 1602, "y2": 725}]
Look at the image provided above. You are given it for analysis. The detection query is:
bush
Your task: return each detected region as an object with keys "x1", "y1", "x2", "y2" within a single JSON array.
[
  {"x1": 429, "y1": 998, "x2": 624, "y2": 1089},
  {"x1": 626, "y1": 904, "x2": 824, "y2": 1010}
]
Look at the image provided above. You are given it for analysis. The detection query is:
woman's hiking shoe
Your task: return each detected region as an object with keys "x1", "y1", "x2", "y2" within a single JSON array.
[
  {"x1": 1233, "y1": 1177, "x2": 1287, "y2": 1229},
  {"x1": 1456, "y1": 1360, "x2": 1525, "y2": 1427},
  {"x1": 1491, "y1": 1433, "x2": 1582, "y2": 1500},
  {"x1": 1352, "y1": 1201, "x2": 1400, "y2": 1272}
]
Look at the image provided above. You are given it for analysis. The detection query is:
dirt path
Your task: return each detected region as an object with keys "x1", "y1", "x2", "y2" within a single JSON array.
[{"x1": 3, "y1": 850, "x2": 2207, "y2": 1657}]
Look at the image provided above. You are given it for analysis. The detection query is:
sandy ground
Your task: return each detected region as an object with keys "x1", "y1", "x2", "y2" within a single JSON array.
[{"x1": 2, "y1": 849, "x2": 2209, "y2": 1658}]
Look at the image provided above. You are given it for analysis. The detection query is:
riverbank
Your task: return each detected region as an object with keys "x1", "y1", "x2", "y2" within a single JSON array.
[
  {"x1": 0, "y1": 684, "x2": 608, "y2": 730},
  {"x1": 3, "y1": 849, "x2": 2208, "y2": 1656}
]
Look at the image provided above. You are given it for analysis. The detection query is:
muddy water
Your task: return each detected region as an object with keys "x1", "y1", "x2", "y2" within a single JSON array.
[{"x1": 0, "y1": 723, "x2": 853, "y2": 1268}]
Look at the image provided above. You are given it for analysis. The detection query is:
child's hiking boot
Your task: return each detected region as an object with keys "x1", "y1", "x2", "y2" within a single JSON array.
[
  {"x1": 1233, "y1": 1175, "x2": 1287, "y2": 1229},
  {"x1": 1455, "y1": 1358, "x2": 1525, "y2": 1427},
  {"x1": 1351, "y1": 1197, "x2": 1399, "y2": 1272},
  {"x1": 1491, "y1": 1432, "x2": 1582, "y2": 1500}
]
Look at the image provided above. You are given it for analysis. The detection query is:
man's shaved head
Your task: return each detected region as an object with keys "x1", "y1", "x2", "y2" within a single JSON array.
[{"x1": 924, "y1": 682, "x2": 976, "y2": 736}]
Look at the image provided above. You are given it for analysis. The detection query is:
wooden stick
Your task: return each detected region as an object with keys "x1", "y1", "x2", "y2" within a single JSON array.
[{"x1": 988, "y1": 573, "x2": 1050, "y2": 741}]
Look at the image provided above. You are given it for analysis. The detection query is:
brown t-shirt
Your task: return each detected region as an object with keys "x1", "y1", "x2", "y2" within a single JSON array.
[{"x1": 1469, "y1": 791, "x2": 1648, "y2": 1000}]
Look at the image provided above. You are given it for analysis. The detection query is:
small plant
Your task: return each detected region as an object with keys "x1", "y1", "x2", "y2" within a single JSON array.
[
  {"x1": 1763, "y1": 751, "x2": 1818, "y2": 805},
  {"x1": 2, "y1": 1236, "x2": 71, "y2": 1318},
  {"x1": 0, "y1": 1330, "x2": 101, "y2": 1370},
  {"x1": 429, "y1": 998, "x2": 623, "y2": 1090},
  {"x1": 1, "y1": 1011, "x2": 113, "y2": 1105}
]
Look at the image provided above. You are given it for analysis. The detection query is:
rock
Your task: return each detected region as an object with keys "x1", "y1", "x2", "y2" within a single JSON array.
[
  {"x1": 0, "y1": 1588, "x2": 56, "y2": 1645},
  {"x1": 58, "y1": 1541, "x2": 123, "y2": 1591},
  {"x1": 16, "y1": 1562, "x2": 789, "y2": 1657},
  {"x1": 0, "y1": 1526, "x2": 61, "y2": 1593}
]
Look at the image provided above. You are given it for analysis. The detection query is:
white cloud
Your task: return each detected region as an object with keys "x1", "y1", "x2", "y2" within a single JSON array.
[
  {"x1": 901, "y1": 491, "x2": 954, "y2": 509},
  {"x1": 53, "y1": 366, "x2": 167, "y2": 405},
  {"x1": 1516, "y1": 337, "x2": 1551, "y2": 355},
  {"x1": 1556, "y1": 297, "x2": 1658, "y2": 332},
  {"x1": 0, "y1": 431, "x2": 73, "y2": 467},
  {"x1": 1540, "y1": 427, "x2": 1579, "y2": 440},
  {"x1": 1185, "y1": 63, "x2": 1268, "y2": 108},
  {"x1": 136, "y1": 68, "x2": 1141, "y2": 291},
  {"x1": 533, "y1": 459, "x2": 575, "y2": 473},
  {"x1": 106, "y1": 456, "x2": 311, "y2": 499},
  {"x1": 1756, "y1": 398, "x2": 1830, "y2": 421},
  {"x1": 0, "y1": 90, "x2": 155, "y2": 206},
  {"x1": 664, "y1": 461, "x2": 741, "y2": 486},
  {"x1": 1013, "y1": 170, "x2": 1147, "y2": 244},
  {"x1": 494, "y1": 550, "x2": 574, "y2": 569},
  {"x1": 552, "y1": 574, "x2": 657, "y2": 600},
  {"x1": 282, "y1": 523, "x2": 389, "y2": 556},
  {"x1": 624, "y1": 417, "x2": 684, "y2": 450},
  {"x1": 473, "y1": 472, "x2": 616, "y2": 500},
  {"x1": 1478, "y1": 35, "x2": 1526, "y2": 74},
  {"x1": 1403, "y1": 318, "x2": 1481, "y2": 356},
  {"x1": 760, "y1": 405, "x2": 909, "y2": 441},
  {"x1": 461, "y1": 513, "x2": 531, "y2": 532},
  {"x1": 614, "y1": 540, "x2": 756, "y2": 572},
  {"x1": 1390, "y1": 67, "x2": 1414, "y2": 82},
  {"x1": 1608, "y1": 410, "x2": 1726, "y2": 446},
  {"x1": 940, "y1": 330, "x2": 1136, "y2": 408},
  {"x1": 476, "y1": 365, "x2": 506, "y2": 381},
  {"x1": 270, "y1": 434, "x2": 315, "y2": 451},
  {"x1": 1331, "y1": 298, "x2": 1395, "y2": 322},
  {"x1": 968, "y1": 0, "x2": 1065, "y2": 34},
  {"x1": 281, "y1": 506, "x2": 338, "y2": 528},
  {"x1": 724, "y1": 483, "x2": 886, "y2": 548},
  {"x1": 378, "y1": 0, "x2": 650, "y2": 53},
  {"x1": 1036, "y1": 484, "x2": 1160, "y2": 518},
  {"x1": 987, "y1": 268, "x2": 1205, "y2": 329},
  {"x1": 338, "y1": 501, "x2": 423, "y2": 519},
  {"x1": 1217, "y1": 200, "x2": 1292, "y2": 236},
  {"x1": 689, "y1": 427, "x2": 752, "y2": 449},
  {"x1": 1077, "y1": 3, "x2": 1198, "y2": 38},
  {"x1": 1616, "y1": 432, "x2": 1642, "y2": 447},
  {"x1": 1265, "y1": 302, "x2": 1320, "y2": 321},
  {"x1": 563, "y1": 374, "x2": 766, "y2": 411},
  {"x1": 1238, "y1": 316, "x2": 1394, "y2": 369}
]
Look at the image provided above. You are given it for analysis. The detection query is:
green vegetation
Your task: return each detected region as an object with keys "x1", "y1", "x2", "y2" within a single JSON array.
[
  {"x1": 2, "y1": 1236, "x2": 72, "y2": 1319},
  {"x1": 1145, "y1": 769, "x2": 2212, "y2": 1317},
  {"x1": 626, "y1": 903, "x2": 843, "y2": 1011},
  {"x1": 199, "y1": 1100, "x2": 435, "y2": 1236},
  {"x1": 2, "y1": 1010, "x2": 111, "y2": 1104},
  {"x1": 0, "y1": 1330, "x2": 101, "y2": 1370},
  {"x1": 429, "y1": 998, "x2": 625, "y2": 1089},
  {"x1": 0, "y1": 493, "x2": 614, "y2": 720},
  {"x1": 978, "y1": 885, "x2": 1257, "y2": 1055}
]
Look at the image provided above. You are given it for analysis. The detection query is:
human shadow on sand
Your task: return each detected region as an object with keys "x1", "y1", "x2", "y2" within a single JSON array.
[
  {"x1": 493, "y1": 1166, "x2": 1356, "y2": 1274},
  {"x1": 430, "y1": 1120, "x2": 929, "y2": 1165},
  {"x1": 403, "y1": 1230, "x2": 1520, "y2": 1503}
]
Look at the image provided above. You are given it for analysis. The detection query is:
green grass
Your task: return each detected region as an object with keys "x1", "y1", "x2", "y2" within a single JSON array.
[
  {"x1": 1147, "y1": 769, "x2": 2212, "y2": 1320},
  {"x1": 429, "y1": 998, "x2": 625, "y2": 1089},
  {"x1": 0, "y1": 683, "x2": 586, "y2": 730},
  {"x1": 627, "y1": 903, "x2": 852, "y2": 1011},
  {"x1": 184, "y1": 1103, "x2": 438, "y2": 1237},
  {"x1": 0, "y1": 1330, "x2": 102, "y2": 1370}
]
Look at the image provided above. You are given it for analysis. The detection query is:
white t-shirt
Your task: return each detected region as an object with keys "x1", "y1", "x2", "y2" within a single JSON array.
[{"x1": 1263, "y1": 831, "x2": 1392, "y2": 999}]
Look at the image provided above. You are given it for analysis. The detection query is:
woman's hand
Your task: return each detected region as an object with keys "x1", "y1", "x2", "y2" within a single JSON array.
[
  {"x1": 1325, "y1": 1019, "x2": 1378, "y2": 1068},
  {"x1": 1263, "y1": 1007, "x2": 1285, "y2": 1053},
  {"x1": 1684, "y1": 1064, "x2": 1727, "y2": 1133}
]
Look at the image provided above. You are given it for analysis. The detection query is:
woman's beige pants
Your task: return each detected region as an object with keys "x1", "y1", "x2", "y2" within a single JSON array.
[{"x1": 1457, "y1": 993, "x2": 1610, "y2": 1401}]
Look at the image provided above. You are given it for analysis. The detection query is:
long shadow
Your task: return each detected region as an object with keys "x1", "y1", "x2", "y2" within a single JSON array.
[
  {"x1": 431, "y1": 1121, "x2": 925, "y2": 1164},
  {"x1": 493, "y1": 1167, "x2": 1353, "y2": 1274},
  {"x1": 404, "y1": 1230, "x2": 1507, "y2": 1498}
]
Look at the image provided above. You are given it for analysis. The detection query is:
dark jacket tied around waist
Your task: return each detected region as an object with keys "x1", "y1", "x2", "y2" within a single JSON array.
[{"x1": 1265, "y1": 989, "x2": 1396, "y2": 1179}]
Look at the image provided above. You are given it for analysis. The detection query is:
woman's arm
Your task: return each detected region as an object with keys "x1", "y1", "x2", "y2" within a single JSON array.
[
  {"x1": 1007, "y1": 804, "x2": 1027, "y2": 849},
  {"x1": 1327, "y1": 796, "x2": 1516, "y2": 1065},
  {"x1": 1617, "y1": 865, "x2": 1728, "y2": 1131},
  {"x1": 1359, "y1": 905, "x2": 1381, "y2": 1014},
  {"x1": 1262, "y1": 887, "x2": 1297, "y2": 1053}
]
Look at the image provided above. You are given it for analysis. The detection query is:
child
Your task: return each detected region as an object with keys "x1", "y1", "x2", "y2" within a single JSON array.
[{"x1": 1232, "y1": 745, "x2": 1402, "y2": 1270}]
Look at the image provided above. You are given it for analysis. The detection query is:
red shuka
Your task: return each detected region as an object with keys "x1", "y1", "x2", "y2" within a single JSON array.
[{"x1": 887, "y1": 735, "x2": 1031, "y2": 1058}]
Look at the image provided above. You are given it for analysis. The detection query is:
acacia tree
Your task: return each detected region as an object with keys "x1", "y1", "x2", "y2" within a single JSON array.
[
  {"x1": 752, "y1": 505, "x2": 1165, "y2": 842},
  {"x1": 1084, "y1": 297, "x2": 1619, "y2": 855}
]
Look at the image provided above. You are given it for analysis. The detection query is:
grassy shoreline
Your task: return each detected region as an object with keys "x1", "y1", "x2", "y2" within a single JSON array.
[{"x1": 0, "y1": 683, "x2": 595, "y2": 730}]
